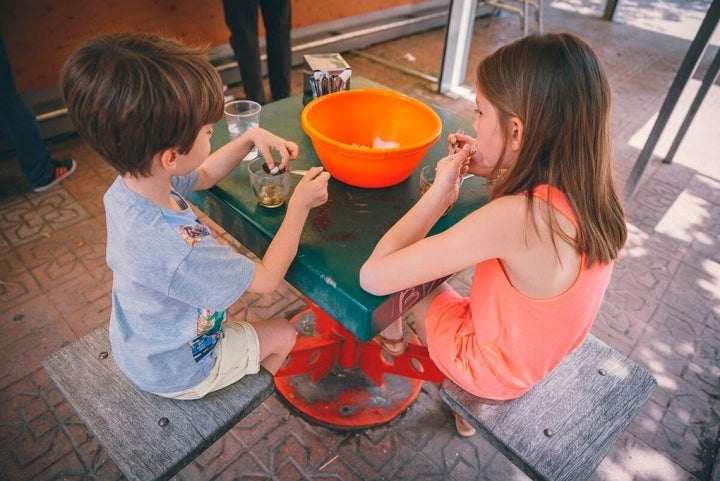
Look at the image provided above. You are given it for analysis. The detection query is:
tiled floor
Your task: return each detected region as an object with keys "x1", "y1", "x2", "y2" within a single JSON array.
[{"x1": 1, "y1": 1, "x2": 719, "y2": 480}]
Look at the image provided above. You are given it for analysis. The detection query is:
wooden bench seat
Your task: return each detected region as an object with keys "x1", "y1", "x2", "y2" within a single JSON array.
[
  {"x1": 44, "y1": 325, "x2": 274, "y2": 481},
  {"x1": 440, "y1": 334, "x2": 656, "y2": 481}
]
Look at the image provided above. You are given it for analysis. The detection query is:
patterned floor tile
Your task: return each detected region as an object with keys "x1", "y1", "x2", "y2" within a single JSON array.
[
  {"x1": 663, "y1": 262, "x2": 716, "y2": 324},
  {"x1": 1, "y1": 2, "x2": 719, "y2": 480},
  {"x1": 0, "y1": 250, "x2": 41, "y2": 307},
  {"x1": 0, "y1": 297, "x2": 77, "y2": 390},
  {"x1": 0, "y1": 370, "x2": 122, "y2": 481},
  {"x1": 0, "y1": 188, "x2": 90, "y2": 249}
]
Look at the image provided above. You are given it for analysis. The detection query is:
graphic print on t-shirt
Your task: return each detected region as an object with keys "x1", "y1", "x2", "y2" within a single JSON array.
[
  {"x1": 189, "y1": 309, "x2": 226, "y2": 362},
  {"x1": 179, "y1": 222, "x2": 210, "y2": 247}
]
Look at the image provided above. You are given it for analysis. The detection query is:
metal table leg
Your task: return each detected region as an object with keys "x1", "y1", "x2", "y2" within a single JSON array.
[
  {"x1": 275, "y1": 300, "x2": 445, "y2": 430},
  {"x1": 664, "y1": 46, "x2": 720, "y2": 164},
  {"x1": 624, "y1": 0, "x2": 720, "y2": 199},
  {"x1": 603, "y1": 0, "x2": 620, "y2": 21}
]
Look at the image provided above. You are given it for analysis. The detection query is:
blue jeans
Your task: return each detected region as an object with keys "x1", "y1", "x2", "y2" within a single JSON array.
[{"x1": 0, "y1": 34, "x2": 53, "y2": 188}]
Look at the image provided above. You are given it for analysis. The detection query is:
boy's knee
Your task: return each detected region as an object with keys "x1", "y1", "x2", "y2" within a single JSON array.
[
  {"x1": 284, "y1": 321, "x2": 298, "y2": 347},
  {"x1": 274, "y1": 318, "x2": 297, "y2": 351}
]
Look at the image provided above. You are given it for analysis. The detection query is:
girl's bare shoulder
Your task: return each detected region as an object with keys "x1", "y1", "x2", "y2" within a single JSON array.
[
  {"x1": 467, "y1": 194, "x2": 530, "y2": 229},
  {"x1": 448, "y1": 194, "x2": 531, "y2": 259}
]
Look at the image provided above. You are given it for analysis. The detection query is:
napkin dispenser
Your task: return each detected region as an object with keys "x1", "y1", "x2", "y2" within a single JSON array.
[{"x1": 303, "y1": 53, "x2": 352, "y2": 105}]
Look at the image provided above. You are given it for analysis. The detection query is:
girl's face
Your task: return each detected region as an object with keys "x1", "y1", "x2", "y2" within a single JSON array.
[
  {"x1": 176, "y1": 124, "x2": 214, "y2": 174},
  {"x1": 472, "y1": 92, "x2": 511, "y2": 170}
]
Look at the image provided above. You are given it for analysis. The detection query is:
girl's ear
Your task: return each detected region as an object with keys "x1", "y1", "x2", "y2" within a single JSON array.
[
  {"x1": 509, "y1": 116, "x2": 524, "y2": 151},
  {"x1": 158, "y1": 148, "x2": 179, "y2": 172}
]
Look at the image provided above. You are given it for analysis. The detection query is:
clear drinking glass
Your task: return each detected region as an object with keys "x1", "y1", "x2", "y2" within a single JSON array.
[
  {"x1": 248, "y1": 158, "x2": 291, "y2": 208},
  {"x1": 224, "y1": 100, "x2": 261, "y2": 161}
]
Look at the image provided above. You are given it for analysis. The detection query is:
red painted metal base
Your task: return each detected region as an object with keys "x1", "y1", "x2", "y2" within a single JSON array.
[{"x1": 275, "y1": 301, "x2": 445, "y2": 430}]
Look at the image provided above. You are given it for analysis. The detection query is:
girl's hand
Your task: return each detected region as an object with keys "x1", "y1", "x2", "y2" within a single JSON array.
[
  {"x1": 448, "y1": 131, "x2": 484, "y2": 175},
  {"x1": 447, "y1": 130, "x2": 476, "y2": 156},
  {"x1": 430, "y1": 146, "x2": 471, "y2": 206},
  {"x1": 288, "y1": 167, "x2": 331, "y2": 210},
  {"x1": 250, "y1": 128, "x2": 299, "y2": 172},
  {"x1": 447, "y1": 131, "x2": 499, "y2": 178}
]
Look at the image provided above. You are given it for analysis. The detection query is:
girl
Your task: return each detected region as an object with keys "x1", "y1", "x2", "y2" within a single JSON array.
[{"x1": 359, "y1": 32, "x2": 626, "y2": 436}]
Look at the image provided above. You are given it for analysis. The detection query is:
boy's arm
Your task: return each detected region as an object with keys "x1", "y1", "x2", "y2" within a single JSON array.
[
  {"x1": 194, "y1": 134, "x2": 256, "y2": 190},
  {"x1": 247, "y1": 201, "x2": 309, "y2": 293},
  {"x1": 195, "y1": 128, "x2": 298, "y2": 191},
  {"x1": 247, "y1": 168, "x2": 330, "y2": 293}
]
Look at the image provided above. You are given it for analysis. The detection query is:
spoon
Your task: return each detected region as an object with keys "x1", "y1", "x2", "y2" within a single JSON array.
[{"x1": 261, "y1": 163, "x2": 310, "y2": 176}]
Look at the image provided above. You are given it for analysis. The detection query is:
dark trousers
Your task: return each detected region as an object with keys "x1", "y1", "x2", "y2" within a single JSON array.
[
  {"x1": 0, "y1": 34, "x2": 53, "y2": 188},
  {"x1": 221, "y1": 0, "x2": 292, "y2": 104}
]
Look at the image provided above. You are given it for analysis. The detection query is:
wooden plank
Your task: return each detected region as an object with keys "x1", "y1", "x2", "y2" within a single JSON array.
[
  {"x1": 44, "y1": 325, "x2": 274, "y2": 481},
  {"x1": 440, "y1": 334, "x2": 656, "y2": 481}
]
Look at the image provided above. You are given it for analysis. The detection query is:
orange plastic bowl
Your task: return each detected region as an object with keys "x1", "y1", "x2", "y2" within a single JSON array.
[{"x1": 301, "y1": 89, "x2": 442, "y2": 188}]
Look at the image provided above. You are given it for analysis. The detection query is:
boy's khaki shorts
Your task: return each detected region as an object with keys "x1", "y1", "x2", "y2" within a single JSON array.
[{"x1": 156, "y1": 322, "x2": 261, "y2": 400}]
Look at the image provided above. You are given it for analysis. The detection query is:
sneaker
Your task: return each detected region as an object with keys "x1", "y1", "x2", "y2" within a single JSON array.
[{"x1": 32, "y1": 158, "x2": 77, "y2": 193}]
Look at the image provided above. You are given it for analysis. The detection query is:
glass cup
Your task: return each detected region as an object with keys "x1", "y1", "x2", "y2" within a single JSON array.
[
  {"x1": 248, "y1": 158, "x2": 291, "y2": 208},
  {"x1": 419, "y1": 165, "x2": 458, "y2": 215},
  {"x1": 224, "y1": 100, "x2": 261, "y2": 161}
]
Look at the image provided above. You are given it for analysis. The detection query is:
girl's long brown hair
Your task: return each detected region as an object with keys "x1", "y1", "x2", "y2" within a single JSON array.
[{"x1": 478, "y1": 32, "x2": 626, "y2": 266}]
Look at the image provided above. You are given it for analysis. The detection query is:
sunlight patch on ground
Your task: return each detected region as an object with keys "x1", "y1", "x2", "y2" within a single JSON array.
[
  {"x1": 551, "y1": 0, "x2": 720, "y2": 44},
  {"x1": 615, "y1": 0, "x2": 720, "y2": 43},
  {"x1": 629, "y1": 444, "x2": 692, "y2": 480},
  {"x1": 628, "y1": 81, "x2": 720, "y2": 182},
  {"x1": 551, "y1": 0, "x2": 606, "y2": 18},
  {"x1": 655, "y1": 190, "x2": 710, "y2": 242},
  {"x1": 699, "y1": 257, "x2": 720, "y2": 299},
  {"x1": 597, "y1": 439, "x2": 688, "y2": 481},
  {"x1": 622, "y1": 223, "x2": 650, "y2": 258}
]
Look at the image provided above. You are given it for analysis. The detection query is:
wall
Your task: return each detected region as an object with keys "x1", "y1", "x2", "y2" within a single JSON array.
[{"x1": 0, "y1": 0, "x2": 429, "y2": 94}]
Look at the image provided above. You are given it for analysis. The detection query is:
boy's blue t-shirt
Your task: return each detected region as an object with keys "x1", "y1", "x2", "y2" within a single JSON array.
[{"x1": 104, "y1": 172, "x2": 256, "y2": 393}]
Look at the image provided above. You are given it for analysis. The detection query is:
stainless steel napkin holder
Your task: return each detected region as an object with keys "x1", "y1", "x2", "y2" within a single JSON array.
[{"x1": 303, "y1": 53, "x2": 352, "y2": 105}]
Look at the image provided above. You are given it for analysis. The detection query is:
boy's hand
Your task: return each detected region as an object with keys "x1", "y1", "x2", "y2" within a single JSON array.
[
  {"x1": 288, "y1": 167, "x2": 330, "y2": 210},
  {"x1": 251, "y1": 128, "x2": 299, "y2": 172}
]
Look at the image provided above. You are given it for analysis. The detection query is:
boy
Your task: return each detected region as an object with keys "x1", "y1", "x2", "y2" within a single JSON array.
[{"x1": 61, "y1": 32, "x2": 330, "y2": 399}]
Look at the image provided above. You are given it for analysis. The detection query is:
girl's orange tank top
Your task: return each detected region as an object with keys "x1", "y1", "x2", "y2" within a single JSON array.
[{"x1": 436, "y1": 184, "x2": 614, "y2": 400}]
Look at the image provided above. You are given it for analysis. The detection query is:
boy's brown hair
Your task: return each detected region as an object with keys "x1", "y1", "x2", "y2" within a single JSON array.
[
  {"x1": 478, "y1": 32, "x2": 627, "y2": 267},
  {"x1": 61, "y1": 32, "x2": 224, "y2": 177}
]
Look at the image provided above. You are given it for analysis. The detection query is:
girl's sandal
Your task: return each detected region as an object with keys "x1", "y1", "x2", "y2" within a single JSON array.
[
  {"x1": 373, "y1": 334, "x2": 408, "y2": 357},
  {"x1": 454, "y1": 413, "x2": 476, "y2": 437}
]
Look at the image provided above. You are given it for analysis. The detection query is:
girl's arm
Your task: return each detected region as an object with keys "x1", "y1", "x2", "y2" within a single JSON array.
[
  {"x1": 360, "y1": 197, "x2": 524, "y2": 296},
  {"x1": 360, "y1": 150, "x2": 525, "y2": 296},
  {"x1": 194, "y1": 128, "x2": 298, "y2": 191}
]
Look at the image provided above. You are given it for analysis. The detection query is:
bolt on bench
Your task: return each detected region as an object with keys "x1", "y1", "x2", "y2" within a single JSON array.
[
  {"x1": 440, "y1": 333, "x2": 656, "y2": 481},
  {"x1": 43, "y1": 325, "x2": 274, "y2": 481}
]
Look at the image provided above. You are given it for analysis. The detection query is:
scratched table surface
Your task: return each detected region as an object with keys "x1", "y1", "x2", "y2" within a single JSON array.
[{"x1": 188, "y1": 77, "x2": 487, "y2": 341}]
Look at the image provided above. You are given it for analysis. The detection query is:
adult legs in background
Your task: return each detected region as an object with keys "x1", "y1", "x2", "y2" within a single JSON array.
[
  {"x1": 260, "y1": 0, "x2": 292, "y2": 101},
  {"x1": 0, "y1": 34, "x2": 75, "y2": 192},
  {"x1": 221, "y1": 0, "x2": 292, "y2": 104}
]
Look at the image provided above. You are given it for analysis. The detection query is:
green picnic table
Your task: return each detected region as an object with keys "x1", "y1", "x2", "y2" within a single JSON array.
[{"x1": 187, "y1": 77, "x2": 486, "y2": 428}]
